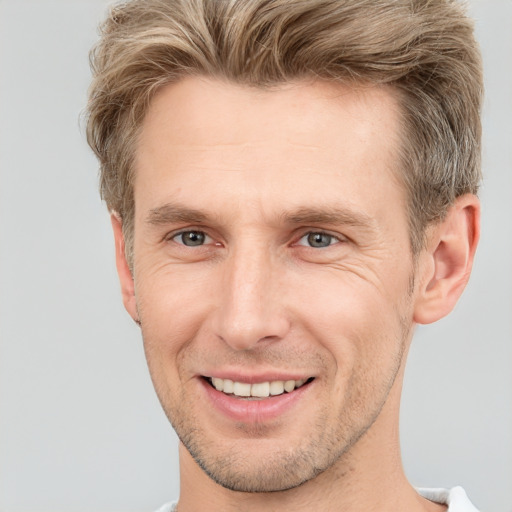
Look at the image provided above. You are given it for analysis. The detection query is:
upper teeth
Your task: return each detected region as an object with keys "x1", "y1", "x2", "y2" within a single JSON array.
[{"x1": 210, "y1": 378, "x2": 308, "y2": 398}]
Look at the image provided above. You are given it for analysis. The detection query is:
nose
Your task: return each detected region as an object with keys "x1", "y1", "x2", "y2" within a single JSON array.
[{"x1": 212, "y1": 243, "x2": 291, "y2": 351}]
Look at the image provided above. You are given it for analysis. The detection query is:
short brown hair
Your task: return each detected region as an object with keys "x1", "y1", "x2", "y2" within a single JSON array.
[{"x1": 86, "y1": 0, "x2": 483, "y2": 264}]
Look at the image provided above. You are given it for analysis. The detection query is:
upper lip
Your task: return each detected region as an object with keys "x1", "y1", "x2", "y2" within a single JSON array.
[{"x1": 199, "y1": 371, "x2": 314, "y2": 383}]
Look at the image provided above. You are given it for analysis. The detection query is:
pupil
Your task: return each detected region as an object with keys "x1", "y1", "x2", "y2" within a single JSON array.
[
  {"x1": 184, "y1": 231, "x2": 205, "y2": 246},
  {"x1": 308, "y1": 232, "x2": 331, "y2": 248}
]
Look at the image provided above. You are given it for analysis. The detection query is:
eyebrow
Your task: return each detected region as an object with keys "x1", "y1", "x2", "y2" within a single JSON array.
[
  {"x1": 146, "y1": 203, "x2": 209, "y2": 225},
  {"x1": 146, "y1": 202, "x2": 375, "y2": 231},
  {"x1": 283, "y1": 206, "x2": 375, "y2": 230}
]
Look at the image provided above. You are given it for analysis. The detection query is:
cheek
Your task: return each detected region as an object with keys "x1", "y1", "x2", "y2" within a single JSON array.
[
  {"x1": 136, "y1": 272, "x2": 210, "y2": 415},
  {"x1": 135, "y1": 263, "x2": 217, "y2": 367},
  {"x1": 293, "y1": 268, "x2": 409, "y2": 367}
]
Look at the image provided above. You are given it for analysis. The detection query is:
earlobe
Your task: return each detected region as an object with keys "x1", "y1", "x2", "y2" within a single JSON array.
[
  {"x1": 111, "y1": 213, "x2": 140, "y2": 324},
  {"x1": 413, "y1": 194, "x2": 480, "y2": 325}
]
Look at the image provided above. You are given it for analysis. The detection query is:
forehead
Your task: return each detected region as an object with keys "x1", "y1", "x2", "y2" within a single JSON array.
[
  {"x1": 138, "y1": 77, "x2": 401, "y2": 153},
  {"x1": 133, "y1": 77, "x2": 405, "y2": 224}
]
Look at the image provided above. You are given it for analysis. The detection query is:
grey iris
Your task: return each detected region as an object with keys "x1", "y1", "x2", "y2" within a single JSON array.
[
  {"x1": 307, "y1": 233, "x2": 332, "y2": 248},
  {"x1": 181, "y1": 231, "x2": 205, "y2": 246}
]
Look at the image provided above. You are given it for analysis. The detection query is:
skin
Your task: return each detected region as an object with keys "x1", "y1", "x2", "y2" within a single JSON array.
[{"x1": 112, "y1": 77, "x2": 479, "y2": 512}]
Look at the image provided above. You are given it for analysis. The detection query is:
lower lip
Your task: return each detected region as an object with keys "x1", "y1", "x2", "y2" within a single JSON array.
[{"x1": 200, "y1": 378, "x2": 313, "y2": 423}]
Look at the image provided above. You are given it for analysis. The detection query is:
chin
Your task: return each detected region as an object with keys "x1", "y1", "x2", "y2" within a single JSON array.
[
  {"x1": 173, "y1": 413, "x2": 356, "y2": 493},
  {"x1": 190, "y1": 447, "x2": 328, "y2": 493}
]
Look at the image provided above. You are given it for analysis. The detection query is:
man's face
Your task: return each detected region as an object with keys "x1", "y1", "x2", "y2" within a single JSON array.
[{"x1": 126, "y1": 77, "x2": 417, "y2": 492}]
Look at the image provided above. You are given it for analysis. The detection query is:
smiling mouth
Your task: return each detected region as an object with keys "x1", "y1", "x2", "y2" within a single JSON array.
[{"x1": 205, "y1": 377, "x2": 314, "y2": 399}]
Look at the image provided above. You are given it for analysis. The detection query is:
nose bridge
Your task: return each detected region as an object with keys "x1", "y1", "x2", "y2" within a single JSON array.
[{"x1": 215, "y1": 238, "x2": 289, "y2": 350}]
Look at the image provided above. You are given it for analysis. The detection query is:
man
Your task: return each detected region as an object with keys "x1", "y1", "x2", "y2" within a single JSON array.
[{"x1": 86, "y1": 0, "x2": 482, "y2": 510}]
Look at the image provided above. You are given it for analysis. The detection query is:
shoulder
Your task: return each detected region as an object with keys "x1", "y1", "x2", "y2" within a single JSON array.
[
  {"x1": 417, "y1": 487, "x2": 479, "y2": 512},
  {"x1": 153, "y1": 502, "x2": 177, "y2": 512}
]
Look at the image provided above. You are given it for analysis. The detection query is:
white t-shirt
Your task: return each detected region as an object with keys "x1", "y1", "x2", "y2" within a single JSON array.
[
  {"x1": 155, "y1": 486, "x2": 479, "y2": 511},
  {"x1": 418, "y1": 487, "x2": 480, "y2": 511}
]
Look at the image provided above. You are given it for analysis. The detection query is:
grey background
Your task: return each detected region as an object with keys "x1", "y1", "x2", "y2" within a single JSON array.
[{"x1": 0, "y1": 0, "x2": 510, "y2": 511}]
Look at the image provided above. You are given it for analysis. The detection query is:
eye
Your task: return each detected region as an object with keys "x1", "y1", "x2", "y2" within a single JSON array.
[
  {"x1": 172, "y1": 230, "x2": 212, "y2": 247},
  {"x1": 297, "y1": 232, "x2": 341, "y2": 248}
]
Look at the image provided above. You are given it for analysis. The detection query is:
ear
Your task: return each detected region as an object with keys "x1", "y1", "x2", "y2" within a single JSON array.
[
  {"x1": 413, "y1": 194, "x2": 480, "y2": 325},
  {"x1": 111, "y1": 213, "x2": 139, "y2": 324}
]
